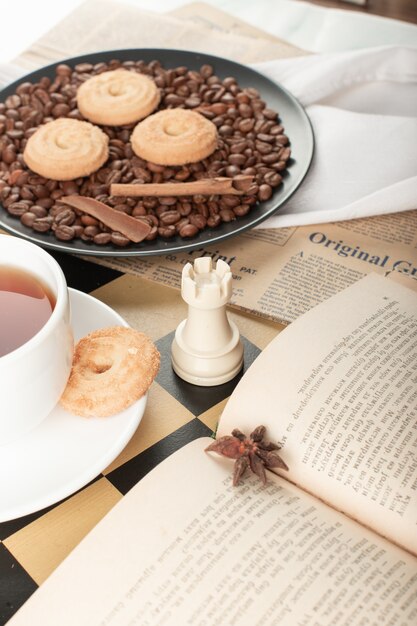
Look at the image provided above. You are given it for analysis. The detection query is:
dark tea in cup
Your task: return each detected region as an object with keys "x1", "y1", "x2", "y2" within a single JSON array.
[{"x1": 0, "y1": 266, "x2": 56, "y2": 357}]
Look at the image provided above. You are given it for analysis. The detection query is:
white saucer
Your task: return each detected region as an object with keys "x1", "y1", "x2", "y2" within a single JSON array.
[{"x1": 0, "y1": 288, "x2": 147, "y2": 522}]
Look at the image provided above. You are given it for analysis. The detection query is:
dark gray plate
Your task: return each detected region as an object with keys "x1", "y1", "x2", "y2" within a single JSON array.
[{"x1": 0, "y1": 48, "x2": 314, "y2": 257}]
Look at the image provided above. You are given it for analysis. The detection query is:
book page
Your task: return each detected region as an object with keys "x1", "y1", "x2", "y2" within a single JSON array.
[
  {"x1": 220, "y1": 274, "x2": 417, "y2": 555},
  {"x1": 9, "y1": 439, "x2": 417, "y2": 626}
]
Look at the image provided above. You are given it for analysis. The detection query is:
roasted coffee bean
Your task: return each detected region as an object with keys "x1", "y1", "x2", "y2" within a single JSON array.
[
  {"x1": 255, "y1": 140, "x2": 273, "y2": 155},
  {"x1": 212, "y1": 115, "x2": 225, "y2": 127},
  {"x1": 20, "y1": 186, "x2": 35, "y2": 201},
  {"x1": 159, "y1": 196, "x2": 177, "y2": 206},
  {"x1": 264, "y1": 172, "x2": 283, "y2": 187},
  {"x1": 36, "y1": 197, "x2": 54, "y2": 209},
  {"x1": 16, "y1": 81, "x2": 32, "y2": 95},
  {"x1": 80, "y1": 215, "x2": 99, "y2": 226},
  {"x1": 5, "y1": 95, "x2": 21, "y2": 109},
  {"x1": 263, "y1": 108, "x2": 277, "y2": 120},
  {"x1": 225, "y1": 165, "x2": 240, "y2": 178},
  {"x1": 52, "y1": 103, "x2": 70, "y2": 118},
  {"x1": 61, "y1": 180, "x2": 79, "y2": 195},
  {"x1": 238, "y1": 103, "x2": 252, "y2": 118},
  {"x1": 54, "y1": 208, "x2": 76, "y2": 225},
  {"x1": 275, "y1": 134, "x2": 289, "y2": 147},
  {"x1": 218, "y1": 125, "x2": 233, "y2": 137},
  {"x1": 20, "y1": 212, "x2": 36, "y2": 227},
  {"x1": 272, "y1": 160, "x2": 288, "y2": 172},
  {"x1": 164, "y1": 94, "x2": 184, "y2": 106},
  {"x1": 55, "y1": 225, "x2": 75, "y2": 241},
  {"x1": 262, "y1": 152, "x2": 281, "y2": 164},
  {"x1": 84, "y1": 225, "x2": 100, "y2": 238},
  {"x1": 236, "y1": 93, "x2": 250, "y2": 104},
  {"x1": 228, "y1": 154, "x2": 246, "y2": 166},
  {"x1": 221, "y1": 92, "x2": 236, "y2": 105},
  {"x1": 8, "y1": 169, "x2": 24, "y2": 185},
  {"x1": 26, "y1": 206, "x2": 46, "y2": 221},
  {"x1": 175, "y1": 168, "x2": 190, "y2": 181},
  {"x1": 32, "y1": 184, "x2": 49, "y2": 199},
  {"x1": 7, "y1": 129, "x2": 24, "y2": 144},
  {"x1": 185, "y1": 96, "x2": 201, "y2": 108},
  {"x1": 72, "y1": 224, "x2": 84, "y2": 238},
  {"x1": 131, "y1": 203, "x2": 146, "y2": 217},
  {"x1": 233, "y1": 203, "x2": 250, "y2": 217},
  {"x1": 200, "y1": 64, "x2": 214, "y2": 78},
  {"x1": 220, "y1": 208, "x2": 235, "y2": 222},
  {"x1": 7, "y1": 201, "x2": 28, "y2": 216},
  {"x1": 270, "y1": 124, "x2": 284, "y2": 135},
  {"x1": 56, "y1": 64, "x2": 72, "y2": 76},
  {"x1": 75, "y1": 63, "x2": 94, "y2": 73},
  {"x1": 179, "y1": 223, "x2": 198, "y2": 237},
  {"x1": 160, "y1": 210, "x2": 180, "y2": 225},
  {"x1": 189, "y1": 214, "x2": 207, "y2": 229},
  {"x1": 221, "y1": 195, "x2": 241, "y2": 208},
  {"x1": 2, "y1": 145, "x2": 16, "y2": 164},
  {"x1": 32, "y1": 217, "x2": 52, "y2": 232},
  {"x1": 257, "y1": 133, "x2": 274, "y2": 144},
  {"x1": 279, "y1": 147, "x2": 291, "y2": 161},
  {"x1": 158, "y1": 225, "x2": 176, "y2": 238},
  {"x1": 207, "y1": 214, "x2": 221, "y2": 228},
  {"x1": 93, "y1": 233, "x2": 112, "y2": 245},
  {"x1": 230, "y1": 141, "x2": 247, "y2": 154},
  {"x1": 141, "y1": 198, "x2": 157, "y2": 211},
  {"x1": 258, "y1": 184, "x2": 273, "y2": 201},
  {"x1": 238, "y1": 118, "x2": 255, "y2": 133},
  {"x1": 179, "y1": 202, "x2": 192, "y2": 216},
  {"x1": 111, "y1": 232, "x2": 130, "y2": 246},
  {"x1": 197, "y1": 204, "x2": 209, "y2": 219}
]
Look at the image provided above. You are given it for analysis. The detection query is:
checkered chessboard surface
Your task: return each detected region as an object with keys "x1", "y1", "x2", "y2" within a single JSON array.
[{"x1": 0, "y1": 251, "x2": 280, "y2": 624}]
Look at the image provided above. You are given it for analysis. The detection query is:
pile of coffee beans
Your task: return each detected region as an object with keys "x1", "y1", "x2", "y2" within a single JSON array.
[{"x1": 0, "y1": 59, "x2": 291, "y2": 247}]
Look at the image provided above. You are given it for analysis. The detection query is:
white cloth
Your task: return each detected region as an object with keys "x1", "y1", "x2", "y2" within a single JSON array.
[
  {"x1": 254, "y1": 46, "x2": 417, "y2": 229},
  {"x1": 223, "y1": 0, "x2": 417, "y2": 53}
]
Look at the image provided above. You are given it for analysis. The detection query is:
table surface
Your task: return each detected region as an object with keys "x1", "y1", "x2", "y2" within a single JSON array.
[
  {"x1": 0, "y1": 250, "x2": 283, "y2": 624},
  {"x1": 0, "y1": 1, "x2": 416, "y2": 622}
]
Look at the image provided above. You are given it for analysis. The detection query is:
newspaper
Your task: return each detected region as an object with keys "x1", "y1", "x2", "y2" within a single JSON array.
[
  {"x1": 3, "y1": 0, "x2": 416, "y2": 325},
  {"x1": 90, "y1": 210, "x2": 417, "y2": 325},
  {"x1": 13, "y1": 0, "x2": 304, "y2": 71}
]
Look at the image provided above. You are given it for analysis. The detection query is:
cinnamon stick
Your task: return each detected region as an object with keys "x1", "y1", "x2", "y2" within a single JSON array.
[
  {"x1": 61, "y1": 196, "x2": 151, "y2": 243},
  {"x1": 110, "y1": 176, "x2": 253, "y2": 198}
]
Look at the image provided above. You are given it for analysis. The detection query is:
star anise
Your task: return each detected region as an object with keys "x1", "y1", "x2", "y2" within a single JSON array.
[{"x1": 205, "y1": 425, "x2": 288, "y2": 486}]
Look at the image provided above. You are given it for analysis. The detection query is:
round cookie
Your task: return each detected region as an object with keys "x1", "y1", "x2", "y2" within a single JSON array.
[
  {"x1": 131, "y1": 108, "x2": 218, "y2": 166},
  {"x1": 77, "y1": 69, "x2": 161, "y2": 126},
  {"x1": 60, "y1": 326, "x2": 160, "y2": 417},
  {"x1": 23, "y1": 118, "x2": 109, "y2": 181}
]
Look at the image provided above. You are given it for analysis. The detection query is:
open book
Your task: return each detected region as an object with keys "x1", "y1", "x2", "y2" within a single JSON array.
[{"x1": 9, "y1": 274, "x2": 417, "y2": 625}]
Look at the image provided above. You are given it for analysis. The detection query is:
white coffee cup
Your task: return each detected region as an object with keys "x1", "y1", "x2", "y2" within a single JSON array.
[{"x1": 0, "y1": 235, "x2": 74, "y2": 445}]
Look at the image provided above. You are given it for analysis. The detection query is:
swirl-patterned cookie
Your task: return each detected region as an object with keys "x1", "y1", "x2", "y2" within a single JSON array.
[
  {"x1": 60, "y1": 326, "x2": 160, "y2": 417},
  {"x1": 131, "y1": 108, "x2": 218, "y2": 166},
  {"x1": 76, "y1": 69, "x2": 161, "y2": 126},
  {"x1": 23, "y1": 118, "x2": 109, "y2": 181}
]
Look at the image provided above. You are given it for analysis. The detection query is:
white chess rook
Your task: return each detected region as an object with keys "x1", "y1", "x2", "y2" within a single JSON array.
[{"x1": 171, "y1": 257, "x2": 244, "y2": 386}]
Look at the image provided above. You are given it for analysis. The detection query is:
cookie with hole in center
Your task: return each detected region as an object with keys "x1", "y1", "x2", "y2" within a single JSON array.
[{"x1": 59, "y1": 326, "x2": 160, "y2": 417}]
